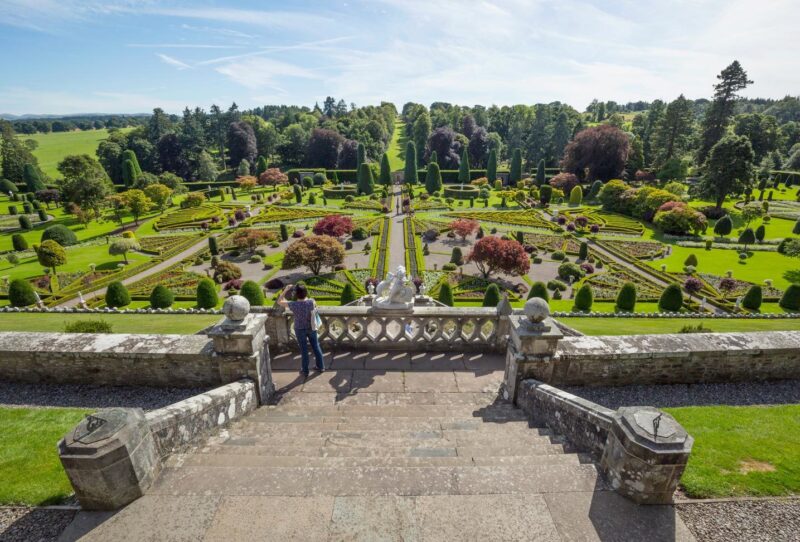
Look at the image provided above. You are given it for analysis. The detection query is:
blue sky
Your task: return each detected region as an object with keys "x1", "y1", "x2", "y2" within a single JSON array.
[{"x1": 0, "y1": 0, "x2": 798, "y2": 115}]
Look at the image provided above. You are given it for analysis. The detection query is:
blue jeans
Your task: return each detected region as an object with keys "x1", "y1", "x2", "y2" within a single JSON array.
[{"x1": 296, "y1": 328, "x2": 325, "y2": 373}]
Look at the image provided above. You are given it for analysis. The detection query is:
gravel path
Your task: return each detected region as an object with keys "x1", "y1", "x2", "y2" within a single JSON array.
[
  {"x1": 677, "y1": 499, "x2": 800, "y2": 542},
  {"x1": 0, "y1": 382, "x2": 210, "y2": 411},
  {"x1": 563, "y1": 379, "x2": 800, "y2": 409},
  {"x1": 0, "y1": 506, "x2": 76, "y2": 542}
]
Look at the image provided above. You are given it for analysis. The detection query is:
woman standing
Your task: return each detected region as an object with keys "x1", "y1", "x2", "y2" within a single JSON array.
[{"x1": 277, "y1": 284, "x2": 325, "y2": 377}]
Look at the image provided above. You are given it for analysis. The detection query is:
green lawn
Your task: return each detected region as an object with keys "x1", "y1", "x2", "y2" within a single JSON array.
[
  {"x1": 387, "y1": 119, "x2": 407, "y2": 172},
  {"x1": 0, "y1": 407, "x2": 88, "y2": 505},
  {"x1": 667, "y1": 405, "x2": 800, "y2": 498},
  {"x1": 22, "y1": 128, "x2": 133, "y2": 179},
  {"x1": 558, "y1": 317, "x2": 800, "y2": 335},
  {"x1": 0, "y1": 313, "x2": 219, "y2": 333}
]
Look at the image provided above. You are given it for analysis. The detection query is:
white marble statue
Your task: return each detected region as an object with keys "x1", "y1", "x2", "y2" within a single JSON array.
[{"x1": 373, "y1": 266, "x2": 415, "y2": 310}]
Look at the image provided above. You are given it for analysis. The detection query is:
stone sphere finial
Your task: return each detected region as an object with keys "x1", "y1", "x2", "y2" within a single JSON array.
[
  {"x1": 223, "y1": 295, "x2": 250, "y2": 322},
  {"x1": 524, "y1": 297, "x2": 549, "y2": 323}
]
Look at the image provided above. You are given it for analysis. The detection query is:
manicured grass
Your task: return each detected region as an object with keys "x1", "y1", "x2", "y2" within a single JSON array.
[
  {"x1": 0, "y1": 313, "x2": 219, "y2": 333},
  {"x1": 387, "y1": 119, "x2": 407, "y2": 172},
  {"x1": 558, "y1": 317, "x2": 800, "y2": 335},
  {"x1": 22, "y1": 128, "x2": 133, "y2": 178},
  {"x1": 0, "y1": 407, "x2": 88, "y2": 505},
  {"x1": 666, "y1": 405, "x2": 800, "y2": 498}
]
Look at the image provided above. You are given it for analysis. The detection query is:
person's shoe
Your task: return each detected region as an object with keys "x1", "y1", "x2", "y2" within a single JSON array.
[
  {"x1": 314, "y1": 366, "x2": 325, "y2": 373},
  {"x1": 300, "y1": 370, "x2": 309, "y2": 377}
]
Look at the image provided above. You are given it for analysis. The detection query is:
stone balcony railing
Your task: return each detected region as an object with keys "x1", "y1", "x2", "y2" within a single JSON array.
[{"x1": 258, "y1": 303, "x2": 511, "y2": 352}]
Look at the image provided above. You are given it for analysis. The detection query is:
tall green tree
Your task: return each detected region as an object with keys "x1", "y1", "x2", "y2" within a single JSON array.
[
  {"x1": 255, "y1": 155, "x2": 269, "y2": 176},
  {"x1": 425, "y1": 162, "x2": 442, "y2": 195},
  {"x1": 699, "y1": 134, "x2": 755, "y2": 209},
  {"x1": 56, "y1": 155, "x2": 114, "y2": 217},
  {"x1": 458, "y1": 147, "x2": 470, "y2": 184},
  {"x1": 379, "y1": 153, "x2": 391, "y2": 187},
  {"x1": 551, "y1": 111, "x2": 571, "y2": 163},
  {"x1": 509, "y1": 148, "x2": 522, "y2": 185},
  {"x1": 404, "y1": 141, "x2": 418, "y2": 184},
  {"x1": 698, "y1": 61, "x2": 753, "y2": 164},
  {"x1": 357, "y1": 162, "x2": 375, "y2": 195},
  {"x1": 412, "y1": 111, "x2": 432, "y2": 166},
  {"x1": 356, "y1": 142, "x2": 366, "y2": 173},
  {"x1": 651, "y1": 95, "x2": 693, "y2": 168},
  {"x1": 23, "y1": 163, "x2": 45, "y2": 192},
  {"x1": 486, "y1": 149, "x2": 497, "y2": 182},
  {"x1": 535, "y1": 159, "x2": 546, "y2": 186}
]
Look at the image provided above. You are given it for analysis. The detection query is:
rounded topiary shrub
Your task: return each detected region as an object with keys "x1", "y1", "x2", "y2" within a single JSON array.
[
  {"x1": 450, "y1": 247, "x2": 463, "y2": 265},
  {"x1": 240, "y1": 280, "x2": 264, "y2": 306},
  {"x1": 8, "y1": 278, "x2": 36, "y2": 307},
  {"x1": 574, "y1": 284, "x2": 593, "y2": 312},
  {"x1": 196, "y1": 278, "x2": 219, "y2": 309},
  {"x1": 105, "y1": 281, "x2": 131, "y2": 308},
  {"x1": 12, "y1": 233, "x2": 28, "y2": 252},
  {"x1": 208, "y1": 236, "x2": 219, "y2": 255},
  {"x1": 438, "y1": 282, "x2": 454, "y2": 306},
  {"x1": 684, "y1": 254, "x2": 698, "y2": 267},
  {"x1": 551, "y1": 250, "x2": 565, "y2": 261},
  {"x1": 616, "y1": 282, "x2": 637, "y2": 312},
  {"x1": 345, "y1": 239, "x2": 353, "y2": 250},
  {"x1": 37, "y1": 208, "x2": 47, "y2": 221},
  {"x1": 442, "y1": 263, "x2": 457, "y2": 271},
  {"x1": 659, "y1": 284, "x2": 683, "y2": 312},
  {"x1": 8, "y1": 205, "x2": 17, "y2": 215},
  {"x1": 482, "y1": 284, "x2": 501, "y2": 307},
  {"x1": 578, "y1": 242, "x2": 588, "y2": 260},
  {"x1": 741, "y1": 285, "x2": 762, "y2": 311},
  {"x1": 149, "y1": 284, "x2": 175, "y2": 309},
  {"x1": 265, "y1": 278, "x2": 285, "y2": 290},
  {"x1": 351, "y1": 227, "x2": 368, "y2": 241},
  {"x1": 558, "y1": 262, "x2": 583, "y2": 282},
  {"x1": 41, "y1": 224, "x2": 78, "y2": 246},
  {"x1": 779, "y1": 284, "x2": 800, "y2": 311},
  {"x1": 528, "y1": 281, "x2": 549, "y2": 301},
  {"x1": 0, "y1": 179, "x2": 18, "y2": 194},
  {"x1": 340, "y1": 283, "x2": 356, "y2": 305},
  {"x1": 18, "y1": 215, "x2": 31, "y2": 230}
]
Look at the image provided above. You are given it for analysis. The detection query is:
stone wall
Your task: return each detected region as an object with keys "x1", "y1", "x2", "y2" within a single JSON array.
[
  {"x1": 516, "y1": 379, "x2": 613, "y2": 456},
  {"x1": 146, "y1": 380, "x2": 257, "y2": 459},
  {"x1": 537, "y1": 331, "x2": 800, "y2": 387}
]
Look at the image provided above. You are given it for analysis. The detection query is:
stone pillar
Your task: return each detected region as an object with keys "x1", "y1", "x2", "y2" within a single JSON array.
[
  {"x1": 601, "y1": 406, "x2": 693, "y2": 504},
  {"x1": 502, "y1": 298, "x2": 563, "y2": 403},
  {"x1": 58, "y1": 408, "x2": 160, "y2": 510},
  {"x1": 207, "y1": 296, "x2": 274, "y2": 404}
]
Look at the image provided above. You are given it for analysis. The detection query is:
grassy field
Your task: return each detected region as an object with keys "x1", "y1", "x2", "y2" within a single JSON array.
[
  {"x1": 22, "y1": 128, "x2": 133, "y2": 178},
  {"x1": 387, "y1": 119, "x2": 407, "y2": 172},
  {"x1": 559, "y1": 317, "x2": 800, "y2": 335},
  {"x1": 667, "y1": 405, "x2": 800, "y2": 498},
  {"x1": 0, "y1": 313, "x2": 219, "y2": 333},
  {"x1": 0, "y1": 407, "x2": 88, "y2": 505}
]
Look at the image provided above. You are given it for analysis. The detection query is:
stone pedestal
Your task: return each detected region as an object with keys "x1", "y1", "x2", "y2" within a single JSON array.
[
  {"x1": 601, "y1": 406, "x2": 693, "y2": 504},
  {"x1": 207, "y1": 312, "x2": 274, "y2": 404},
  {"x1": 58, "y1": 408, "x2": 160, "y2": 510},
  {"x1": 503, "y1": 314, "x2": 563, "y2": 402}
]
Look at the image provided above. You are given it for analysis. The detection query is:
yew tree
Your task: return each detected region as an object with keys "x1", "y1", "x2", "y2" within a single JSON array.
[{"x1": 468, "y1": 236, "x2": 530, "y2": 278}]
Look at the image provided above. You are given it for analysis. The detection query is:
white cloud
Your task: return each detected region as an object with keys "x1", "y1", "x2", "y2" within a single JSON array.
[
  {"x1": 214, "y1": 57, "x2": 319, "y2": 91},
  {"x1": 157, "y1": 53, "x2": 192, "y2": 70}
]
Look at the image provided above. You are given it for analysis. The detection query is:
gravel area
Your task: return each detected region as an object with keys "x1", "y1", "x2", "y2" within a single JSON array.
[
  {"x1": 563, "y1": 379, "x2": 800, "y2": 409},
  {"x1": 677, "y1": 499, "x2": 800, "y2": 542},
  {"x1": 0, "y1": 382, "x2": 211, "y2": 411},
  {"x1": 0, "y1": 506, "x2": 76, "y2": 542}
]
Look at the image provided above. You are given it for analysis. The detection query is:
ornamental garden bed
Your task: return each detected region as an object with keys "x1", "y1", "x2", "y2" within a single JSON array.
[
  {"x1": 322, "y1": 184, "x2": 358, "y2": 199},
  {"x1": 443, "y1": 209, "x2": 559, "y2": 231},
  {"x1": 443, "y1": 185, "x2": 480, "y2": 200},
  {"x1": 154, "y1": 204, "x2": 224, "y2": 231}
]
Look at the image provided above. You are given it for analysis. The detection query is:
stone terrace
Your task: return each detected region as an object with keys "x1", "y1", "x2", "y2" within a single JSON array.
[{"x1": 60, "y1": 351, "x2": 695, "y2": 541}]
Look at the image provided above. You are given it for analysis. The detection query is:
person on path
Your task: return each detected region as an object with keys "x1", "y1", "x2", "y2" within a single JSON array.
[{"x1": 277, "y1": 284, "x2": 325, "y2": 377}]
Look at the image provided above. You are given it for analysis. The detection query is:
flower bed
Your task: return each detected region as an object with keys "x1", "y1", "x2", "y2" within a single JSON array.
[
  {"x1": 154, "y1": 204, "x2": 223, "y2": 231},
  {"x1": 244, "y1": 206, "x2": 339, "y2": 225},
  {"x1": 560, "y1": 208, "x2": 644, "y2": 236},
  {"x1": 523, "y1": 232, "x2": 566, "y2": 253},
  {"x1": 601, "y1": 239, "x2": 665, "y2": 259},
  {"x1": 583, "y1": 264, "x2": 662, "y2": 301},
  {"x1": 322, "y1": 184, "x2": 358, "y2": 199},
  {"x1": 444, "y1": 209, "x2": 559, "y2": 231},
  {"x1": 698, "y1": 273, "x2": 783, "y2": 300},
  {"x1": 444, "y1": 185, "x2": 480, "y2": 200}
]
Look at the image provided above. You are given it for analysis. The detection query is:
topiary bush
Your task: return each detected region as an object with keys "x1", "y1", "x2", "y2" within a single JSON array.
[
  {"x1": 149, "y1": 284, "x2": 175, "y2": 309},
  {"x1": 41, "y1": 224, "x2": 78, "y2": 246},
  {"x1": 551, "y1": 250, "x2": 565, "y2": 261},
  {"x1": 8, "y1": 205, "x2": 17, "y2": 215},
  {"x1": 616, "y1": 282, "x2": 637, "y2": 312},
  {"x1": 340, "y1": 283, "x2": 356, "y2": 305},
  {"x1": 442, "y1": 263, "x2": 457, "y2": 271},
  {"x1": 11, "y1": 233, "x2": 28, "y2": 252},
  {"x1": 8, "y1": 278, "x2": 36, "y2": 307},
  {"x1": 779, "y1": 284, "x2": 800, "y2": 311},
  {"x1": 741, "y1": 285, "x2": 762, "y2": 311},
  {"x1": 558, "y1": 262, "x2": 583, "y2": 282},
  {"x1": 658, "y1": 284, "x2": 683, "y2": 312},
  {"x1": 438, "y1": 282, "x2": 454, "y2": 306},
  {"x1": 351, "y1": 227, "x2": 368, "y2": 240},
  {"x1": 0, "y1": 179, "x2": 18, "y2": 194},
  {"x1": 240, "y1": 280, "x2": 264, "y2": 306},
  {"x1": 574, "y1": 284, "x2": 593, "y2": 311},
  {"x1": 208, "y1": 236, "x2": 219, "y2": 255},
  {"x1": 547, "y1": 279, "x2": 568, "y2": 291},
  {"x1": 18, "y1": 215, "x2": 31, "y2": 230},
  {"x1": 684, "y1": 254, "x2": 698, "y2": 267},
  {"x1": 213, "y1": 261, "x2": 242, "y2": 283},
  {"x1": 105, "y1": 281, "x2": 131, "y2": 308},
  {"x1": 578, "y1": 242, "x2": 588, "y2": 260},
  {"x1": 64, "y1": 320, "x2": 113, "y2": 333},
  {"x1": 37, "y1": 208, "x2": 47, "y2": 221},
  {"x1": 482, "y1": 284, "x2": 501, "y2": 307},
  {"x1": 528, "y1": 281, "x2": 549, "y2": 301},
  {"x1": 265, "y1": 278, "x2": 284, "y2": 290},
  {"x1": 196, "y1": 278, "x2": 218, "y2": 309},
  {"x1": 450, "y1": 247, "x2": 463, "y2": 265}
]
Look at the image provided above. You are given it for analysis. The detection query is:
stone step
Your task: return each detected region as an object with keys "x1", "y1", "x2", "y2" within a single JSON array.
[
  {"x1": 235, "y1": 418, "x2": 544, "y2": 434},
  {"x1": 217, "y1": 432, "x2": 559, "y2": 449},
  {"x1": 197, "y1": 442, "x2": 567, "y2": 458},
  {"x1": 255, "y1": 404, "x2": 524, "y2": 419},
  {"x1": 150, "y1": 464, "x2": 602, "y2": 497},
  {"x1": 170, "y1": 452, "x2": 586, "y2": 469}
]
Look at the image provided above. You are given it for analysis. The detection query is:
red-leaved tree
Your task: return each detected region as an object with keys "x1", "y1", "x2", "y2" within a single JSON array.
[
  {"x1": 548, "y1": 172, "x2": 579, "y2": 194},
  {"x1": 282, "y1": 235, "x2": 345, "y2": 275},
  {"x1": 258, "y1": 168, "x2": 288, "y2": 189},
  {"x1": 468, "y1": 236, "x2": 530, "y2": 278},
  {"x1": 561, "y1": 125, "x2": 630, "y2": 182},
  {"x1": 313, "y1": 215, "x2": 354, "y2": 238},
  {"x1": 449, "y1": 218, "x2": 479, "y2": 242}
]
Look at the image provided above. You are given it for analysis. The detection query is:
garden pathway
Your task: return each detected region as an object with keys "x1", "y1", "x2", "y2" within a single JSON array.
[
  {"x1": 57, "y1": 236, "x2": 211, "y2": 308},
  {"x1": 387, "y1": 185, "x2": 407, "y2": 277}
]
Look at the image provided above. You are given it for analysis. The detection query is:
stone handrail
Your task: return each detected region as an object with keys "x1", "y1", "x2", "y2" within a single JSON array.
[{"x1": 261, "y1": 305, "x2": 510, "y2": 352}]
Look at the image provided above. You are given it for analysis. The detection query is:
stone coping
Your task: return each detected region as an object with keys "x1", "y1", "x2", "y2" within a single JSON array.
[{"x1": 0, "y1": 331, "x2": 213, "y2": 356}]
